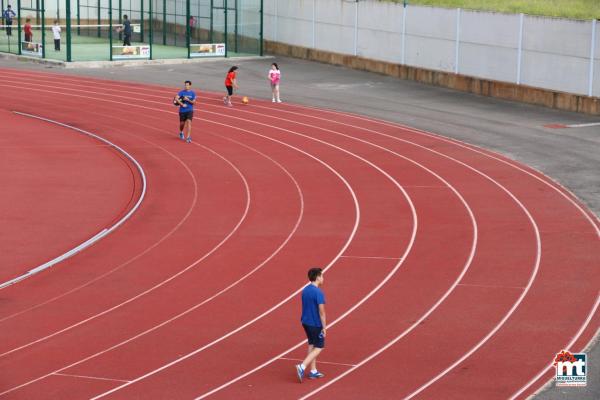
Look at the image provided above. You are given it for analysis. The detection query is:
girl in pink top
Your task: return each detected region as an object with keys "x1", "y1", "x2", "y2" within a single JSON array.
[{"x1": 268, "y1": 63, "x2": 281, "y2": 103}]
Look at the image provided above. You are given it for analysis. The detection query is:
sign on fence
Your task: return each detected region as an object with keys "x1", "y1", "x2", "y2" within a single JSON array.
[
  {"x1": 21, "y1": 41, "x2": 43, "y2": 57},
  {"x1": 190, "y1": 43, "x2": 225, "y2": 58},
  {"x1": 111, "y1": 45, "x2": 150, "y2": 60}
]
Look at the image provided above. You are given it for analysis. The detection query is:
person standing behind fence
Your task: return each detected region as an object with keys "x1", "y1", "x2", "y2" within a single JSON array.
[
  {"x1": 117, "y1": 14, "x2": 132, "y2": 46},
  {"x1": 23, "y1": 18, "x2": 32, "y2": 42},
  {"x1": 3, "y1": 5, "x2": 16, "y2": 36},
  {"x1": 223, "y1": 66, "x2": 238, "y2": 107},
  {"x1": 268, "y1": 63, "x2": 282, "y2": 103},
  {"x1": 51, "y1": 20, "x2": 61, "y2": 51}
]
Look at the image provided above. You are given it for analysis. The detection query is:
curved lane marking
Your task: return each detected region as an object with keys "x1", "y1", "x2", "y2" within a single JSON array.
[
  {"x1": 0, "y1": 111, "x2": 200, "y2": 323},
  {"x1": 0, "y1": 112, "x2": 147, "y2": 290}
]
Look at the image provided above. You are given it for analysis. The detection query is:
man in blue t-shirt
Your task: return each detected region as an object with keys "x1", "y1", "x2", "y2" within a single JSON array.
[
  {"x1": 296, "y1": 267, "x2": 327, "y2": 382},
  {"x1": 174, "y1": 80, "x2": 196, "y2": 143},
  {"x1": 3, "y1": 5, "x2": 16, "y2": 36},
  {"x1": 121, "y1": 14, "x2": 132, "y2": 46}
]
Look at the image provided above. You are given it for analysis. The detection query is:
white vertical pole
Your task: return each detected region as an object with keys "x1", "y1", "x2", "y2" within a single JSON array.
[
  {"x1": 517, "y1": 13, "x2": 524, "y2": 84},
  {"x1": 312, "y1": 0, "x2": 316, "y2": 48},
  {"x1": 589, "y1": 19, "x2": 597, "y2": 97},
  {"x1": 454, "y1": 8, "x2": 461, "y2": 74},
  {"x1": 274, "y1": 0, "x2": 277, "y2": 42},
  {"x1": 354, "y1": 0, "x2": 358, "y2": 56},
  {"x1": 401, "y1": 3, "x2": 406, "y2": 64}
]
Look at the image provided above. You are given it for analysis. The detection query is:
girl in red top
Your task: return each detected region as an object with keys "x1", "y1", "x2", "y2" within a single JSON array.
[
  {"x1": 223, "y1": 66, "x2": 239, "y2": 107},
  {"x1": 24, "y1": 18, "x2": 33, "y2": 42}
]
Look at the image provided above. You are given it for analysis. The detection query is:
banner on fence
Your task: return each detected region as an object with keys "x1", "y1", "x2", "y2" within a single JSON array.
[
  {"x1": 111, "y1": 45, "x2": 150, "y2": 60},
  {"x1": 190, "y1": 43, "x2": 226, "y2": 58},
  {"x1": 21, "y1": 41, "x2": 43, "y2": 57}
]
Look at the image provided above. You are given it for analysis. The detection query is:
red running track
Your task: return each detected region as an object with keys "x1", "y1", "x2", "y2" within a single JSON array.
[{"x1": 0, "y1": 68, "x2": 597, "y2": 400}]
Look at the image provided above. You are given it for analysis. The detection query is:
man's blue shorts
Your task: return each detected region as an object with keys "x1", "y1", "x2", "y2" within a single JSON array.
[{"x1": 302, "y1": 324, "x2": 325, "y2": 348}]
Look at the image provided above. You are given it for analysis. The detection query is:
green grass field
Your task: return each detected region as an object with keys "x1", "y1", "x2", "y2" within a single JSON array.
[{"x1": 387, "y1": 0, "x2": 600, "y2": 20}]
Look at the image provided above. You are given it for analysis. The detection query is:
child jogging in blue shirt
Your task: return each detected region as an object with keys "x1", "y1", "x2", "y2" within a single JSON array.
[
  {"x1": 296, "y1": 267, "x2": 327, "y2": 382},
  {"x1": 173, "y1": 80, "x2": 196, "y2": 143}
]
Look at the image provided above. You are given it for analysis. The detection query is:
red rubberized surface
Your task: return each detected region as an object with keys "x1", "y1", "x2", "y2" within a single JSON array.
[
  {"x1": 0, "y1": 109, "x2": 141, "y2": 284},
  {"x1": 0, "y1": 68, "x2": 597, "y2": 400}
]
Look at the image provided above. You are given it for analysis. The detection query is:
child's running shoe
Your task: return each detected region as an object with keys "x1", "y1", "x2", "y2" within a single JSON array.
[
  {"x1": 186, "y1": 137, "x2": 192, "y2": 143},
  {"x1": 179, "y1": 132, "x2": 184, "y2": 140}
]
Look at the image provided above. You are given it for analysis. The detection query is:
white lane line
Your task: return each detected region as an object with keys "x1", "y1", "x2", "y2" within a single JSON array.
[
  {"x1": 278, "y1": 357, "x2": 357, "y2": 368},
  {"x1": 0, "y1": 113, "x2": 311, "y2": 396},
  {"x1": 258, "y1": 103, "x2": 596, "y2": 399},
  {"x1": 340, "y1": 256, "x2": 402, "y2": 260},
  {"x1": 301, "y1": 177, "x2": 539, "y2": 400},
  {"x1": 0, "y1": 92, "x2": 369, "y2": 397},
  {"x1": 52, "y1": 373, "x2": 131, "y2": 383},
  {"x1": 271, "y1": 117, "x2": 541, "y2": 400},
  {"x1": 457, "y1": 283, "x2": 526, "y2": 290},
  {"x1": 1, "y1": 78, "x2": 544, "y2": 400},
  {"x1": 88, "y1": 110, "x2": 377, "y2": 400},
  {"x1": 187, "y1": 90, "x2": 545, "y2": 399},
  {"x1": 4, "y1": 71, "x2": 598, "y2": 398},
  {"x1": 509, "y1": 293, "x2": 600, "y2": 399},
  {"x1": 0, "y1": 112, "x2": 147, "y2": 290},
  {"x1": 0, "y1": 113, "x2": 200, "y2": 324},
  {"x1": 0, "y1": 139, "x2": 251, "y2": 359},
  {"x1": 2, "y1": 80, "x2": 478, "y2": 400},
  {"x1": 23, "y1": 77, "x2": 423, "y2": 400},
  {"x1": 2, "y1": 78, "x2": 476, "y2": 400},
  {"x1": 566, "y1": 122, "x2": 600, "y2": 128},
  {"x1": 191, "y1": 126, "x2": 477, "y2": 399},
  {"x1": 290, "y1": 104, "x2": 600, "y2": 231}
]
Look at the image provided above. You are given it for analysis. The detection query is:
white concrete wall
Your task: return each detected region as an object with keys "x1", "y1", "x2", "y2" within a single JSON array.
[
  {"x1": 521, "y1": 15, "x2": 593, "y2": 95},
  {"x1": 263, "y1": 0, "x2": 600, "y2": 97},
  {"x1": 405, "y1": 5, "x2": 456, "y2": 72},
  {"x1": 357, "y1": 0, "x2": 402, "y2": 63},
  {"x1": 459, "y1": 10, "x2": 519, "y2": 83}
]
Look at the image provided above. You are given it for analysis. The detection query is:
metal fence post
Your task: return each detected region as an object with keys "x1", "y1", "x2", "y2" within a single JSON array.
[
  {"x1": 162, "y1": 0, "x2": 165, "y2": 45},
  {"x1": 517, "y1": 13, "x2": 524, "y2": 84},
  {"x1": 312, "y1": 0, "x2": 315, "y2": 48},
  {"x1": 259, "y1": 0, "x2": 264, "y2": 56},
  {"x1": 224, "y1": 0, "x2": 228, "y2": 57},
  {"x1": 454, "y1": 8, "x2": 460, "y2": 74},
  {"x1": 96, "y1": 0, "x2": 100, "y2": 37},
  {"x1": 17, "y1": 0, "x2": 21, "y2": 55},
  {"x1": 140, "y1": 0, "x2": 144, "y2": 42},
  {"x1": 41, "y1": 0, "x2": 45, "y2": 58},
  {"x1": 186, "y1": 0, "x2": 190, "y2": 58},
  {"x1": 66, "y1": 0, "x2": 71, "y2": 61},
  {"x1": 76, "y1": 0, "x2": 80, "y2": 35},
  {"x1": 148, "y1": 0, "x2": 152, "y2": 59},
  {"x1": 273, "y1": 0, "x2": 277, "y2": 42},
  {"x1": 354, "y1": 0, "x2": 358, "y2": 56},
  {"x1": 401, "y1": 2, "x2": 406, "y2": 65},
  {"x1": 109, "y1": 0, "x2": 113, "y2": 60},
  {"x1": 589, "y1": 19, "x2": 597, "y2": 97}
]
